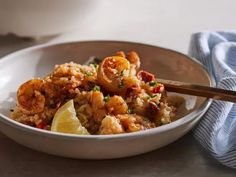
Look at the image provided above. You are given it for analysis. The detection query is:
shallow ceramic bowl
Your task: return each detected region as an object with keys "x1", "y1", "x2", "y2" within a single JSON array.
[
  {"x1": 0, "y1": 0, "x2": 99, "y2": 37},
  {"x1": 0, "y1": 41, "x2": 214, "y2": 159}
]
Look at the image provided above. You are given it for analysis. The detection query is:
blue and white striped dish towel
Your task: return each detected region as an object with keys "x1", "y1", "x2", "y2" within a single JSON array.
[{"x1": 189, "y1": 31, "x2": 236, "y2": 168}]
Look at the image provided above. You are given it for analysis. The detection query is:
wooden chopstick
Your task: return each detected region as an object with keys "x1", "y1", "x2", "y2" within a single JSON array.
[{"x1": 157, "y1": 78, "x2": 236, "y2": 103}]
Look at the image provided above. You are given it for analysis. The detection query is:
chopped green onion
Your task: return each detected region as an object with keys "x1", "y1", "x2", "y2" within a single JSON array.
[
  {"x1": 85, "y1": 71, "x2": 93, "y2": 76},
  {"x1": 149, "y1": 81, "x2": 157, "y2": 87},
  {"x1": 145, "y1": 94, "x2": 157, "y2": 100},
  {"x1": 151, "y1": 94, "x2": 158, "y2": 98},
  {"x1": 93, "y1": 85, "x2": 100, "y2": 91},
  {"x1": 90, "y1": 63, "x2": 98, "y2": 69},
  {"x1": 104, "y1": 95, "x2": 111, "y2": 102},
  {"x1": 127, "y1": 108, "x2": 133, "y2": 114}
]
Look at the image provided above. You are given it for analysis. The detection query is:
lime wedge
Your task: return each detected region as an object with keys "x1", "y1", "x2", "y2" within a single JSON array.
[{"x1": 51, "y1": 100, "x2": 89, "y2": 135}]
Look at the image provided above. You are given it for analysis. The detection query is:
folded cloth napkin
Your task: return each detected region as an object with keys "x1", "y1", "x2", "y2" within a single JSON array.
[{"x1": 189, "y1": 31, "x2": 236, "y2": 168}]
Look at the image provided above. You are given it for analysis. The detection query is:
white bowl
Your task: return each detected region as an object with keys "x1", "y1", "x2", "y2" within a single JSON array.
[
  {"x1": 0, "y1": 0, "x2": 98, "y2": 37},
  {"x1": 0, "y1": 41, "x2": 214, "y2": 159}
]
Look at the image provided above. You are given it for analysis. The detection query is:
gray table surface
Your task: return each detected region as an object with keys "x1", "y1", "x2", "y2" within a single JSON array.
[{"x1": 0, "y1": 35, "x2": 235, "y2": 177}]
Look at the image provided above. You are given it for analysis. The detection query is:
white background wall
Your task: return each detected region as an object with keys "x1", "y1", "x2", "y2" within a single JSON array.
[
  {"x1": 1, "y1": 0, "x2": 236, "y2": 53},
  {"x1": 52, "y1": 0, "x2": 236, "y2": 53}
]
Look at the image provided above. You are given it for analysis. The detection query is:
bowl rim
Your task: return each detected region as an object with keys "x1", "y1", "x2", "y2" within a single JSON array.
[{"x1": 0, "y1": 40, "x2": 215, "y2": 140}]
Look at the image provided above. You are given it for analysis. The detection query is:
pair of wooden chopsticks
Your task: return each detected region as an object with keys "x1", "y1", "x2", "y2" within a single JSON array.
[{"x1": 157, "y1": 78, "x2": 236, "y2": 103}]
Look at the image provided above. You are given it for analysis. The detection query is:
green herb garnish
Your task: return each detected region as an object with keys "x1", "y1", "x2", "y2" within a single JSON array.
[
  {"x1": 93, "y1": 85, "x2": 100, "y2": 91},
  {"x1": 149, "y1": 81, "x2": 157, "y2": 87},
  {"x1": 151, "y1": 94, "x2": 158, "y2": 98},
  {"x1": 90, "y1": 63, "x2": 98, "y2": 69},
  {"x1": 85, "y1": 71, "x2": 93, "y2": 77},
  {"x1": 127, "y1": 108, "x2": 133, "y2": 114},
  {"x1": 104, "y1": 95, "x2": 111, "y2": 102},
  {"x1": 145, "y1": 94, "x2": 157, "y2": 100}
]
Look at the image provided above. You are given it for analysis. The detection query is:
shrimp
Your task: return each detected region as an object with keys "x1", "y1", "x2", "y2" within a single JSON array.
[
  {"x1": 127, "y1": 51, "x2": 141, "y2": 71},
  {"x1": 115, "y1": 51, "x2": 140, "y2": 75},
  {"x1": 97, "y1": 56, "x2": 130, "y2": 93},
  {"x1": 99, "y1": 115, "x2": 124, "y2": 135},
  {"x1": 47, "y1": 62, "x2": 85, "y2": 91},
  {"x1": 123, "y1": 76, "x2": 141, "y2": 97},
  {"x1": 106, "y1": 95, "x2": 128, "y2": 115},
  {"x1": 115, "y1": 51, "x2": 126, "y2": 58},
  {"x1": 117, "y1": 114, "x2": 155, "y2": 132},
  {"x1": 51, "y1": 62, "x2": 83, "y2": 79},
  {"x1": 17, "y1": 79, "x2": 45, "y2": 115},
  {"x1": 90, "y1": 91, "x2": 106, "y2": 123}
]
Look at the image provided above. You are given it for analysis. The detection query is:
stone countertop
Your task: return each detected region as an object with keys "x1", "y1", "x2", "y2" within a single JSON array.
[{"x1": 0, "y1": 35, "x2": 235, "y2": 177}]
